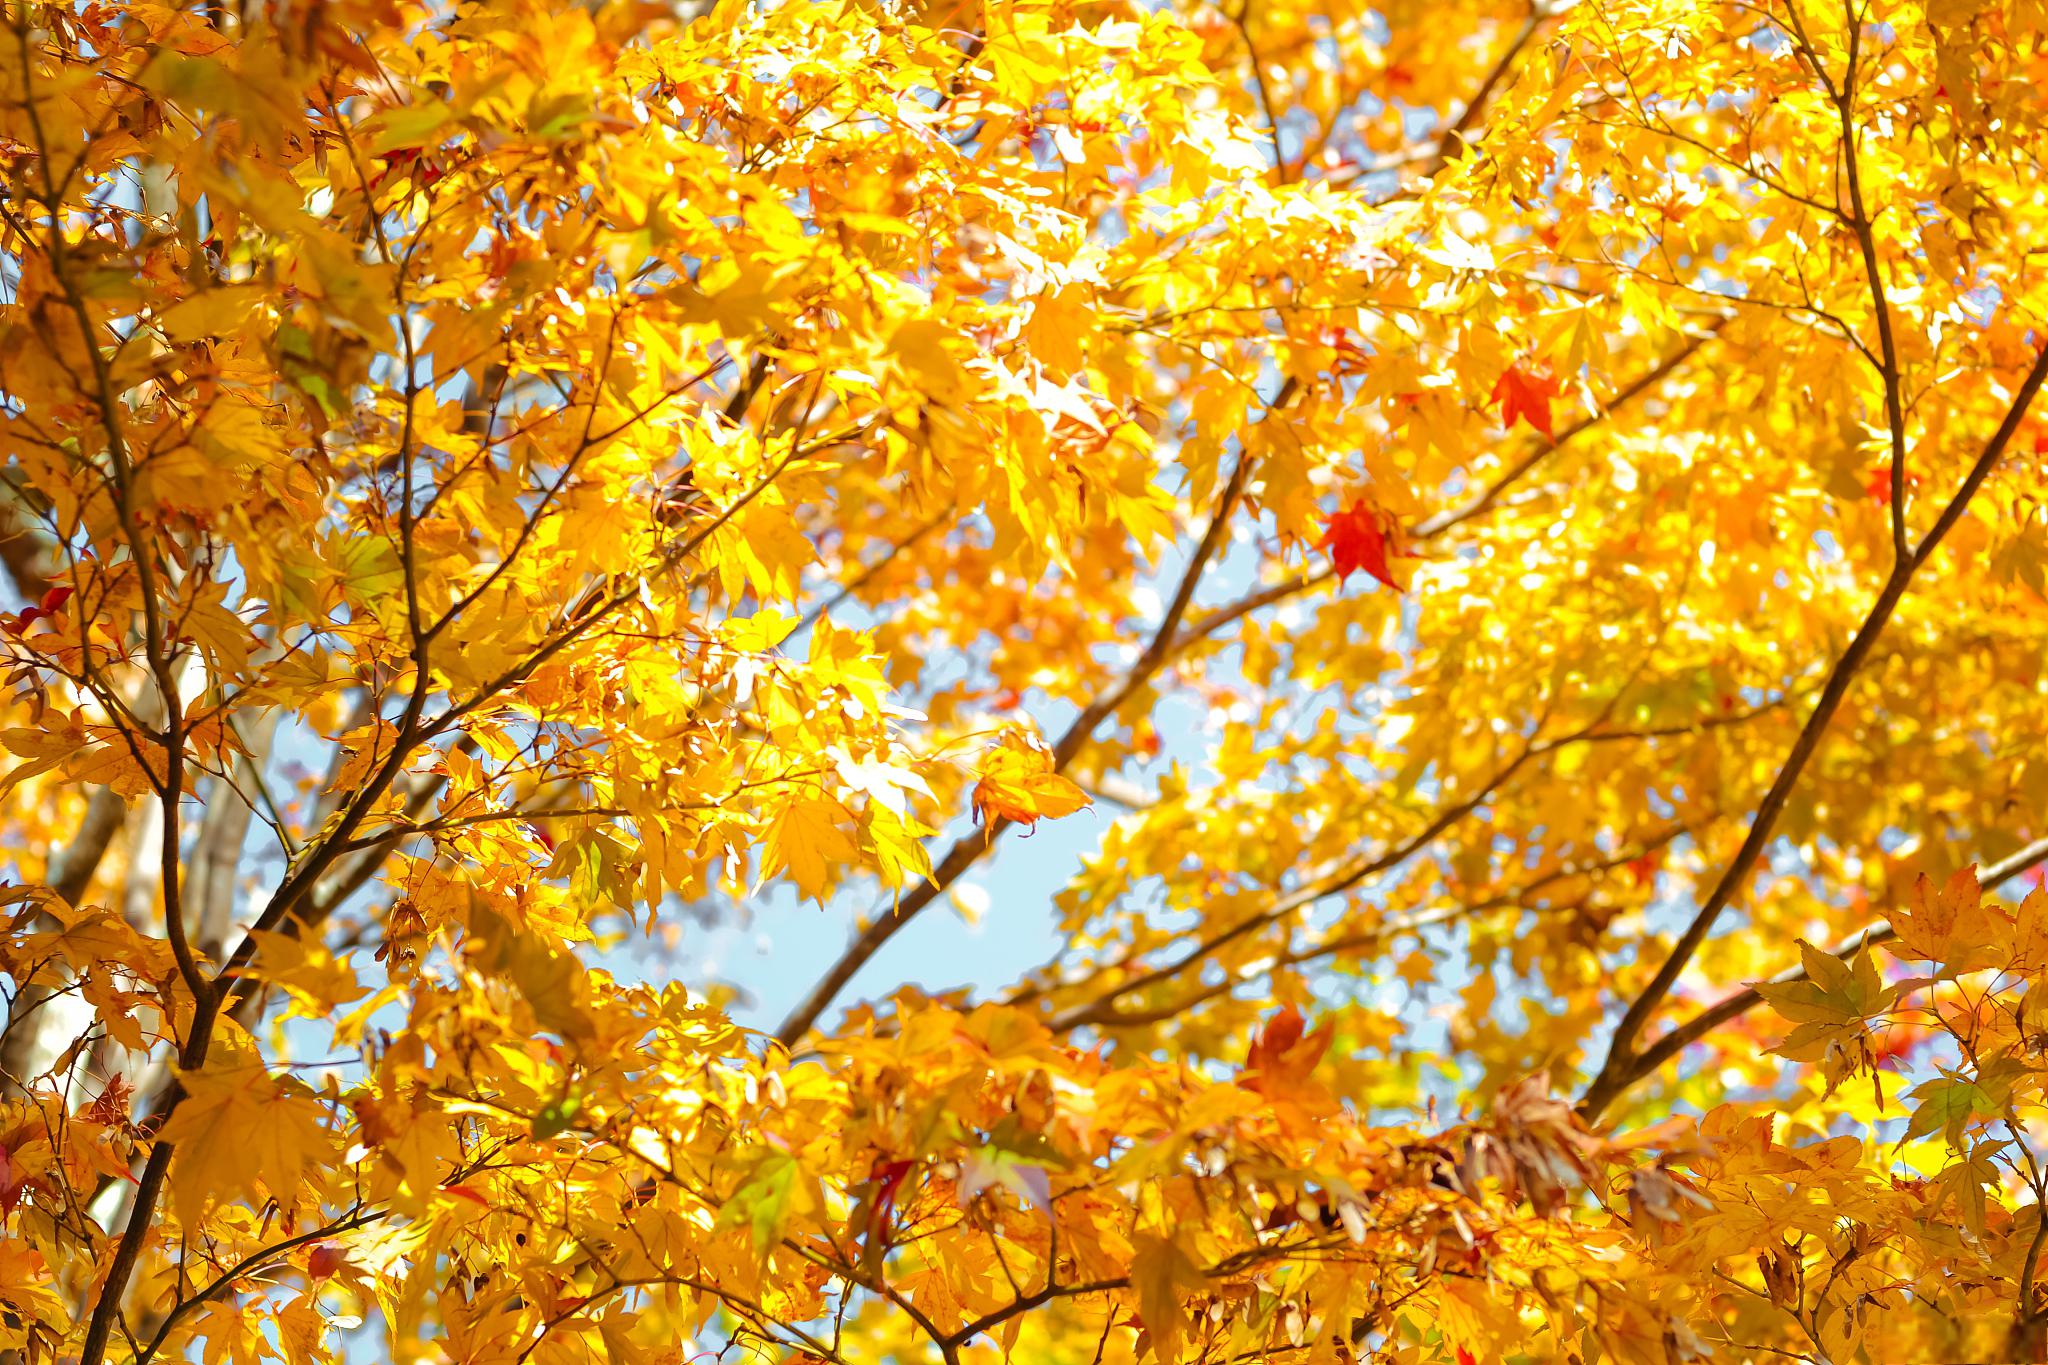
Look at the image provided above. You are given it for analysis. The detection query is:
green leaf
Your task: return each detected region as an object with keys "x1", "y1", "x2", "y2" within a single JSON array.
[
  {"x1": 363, "y1": 102, "x2": 455, "y2": 154},
  {"x1": 1905, "y1": 1074, "x2": 1992, "y2": 1148},
  {"x1": 716, "y1": 1152, "x2": 813, "y2": 1263}
]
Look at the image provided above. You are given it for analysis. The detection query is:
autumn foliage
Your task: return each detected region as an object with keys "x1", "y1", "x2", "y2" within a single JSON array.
[{"x1": 1, "y1": 0, "x2": 2047, "y2": 1361}]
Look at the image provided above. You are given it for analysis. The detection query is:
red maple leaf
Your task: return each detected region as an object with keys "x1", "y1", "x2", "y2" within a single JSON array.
[
  {"x1": 1493, "y1": 364, "x2": 1560, "y2": 437},
  {"x1": 1318, "y1": 498, "x2": 1402, "y2": 592},
  {"x1": 863, "y1": 1157, "x2": 915, "y2": 1249},
  {"x1": 3, "y1": 583, "x2": 73, "y2": 637},
  {"x1": 307, "y1": 1242, "x2": 349, "y2": 1281}
]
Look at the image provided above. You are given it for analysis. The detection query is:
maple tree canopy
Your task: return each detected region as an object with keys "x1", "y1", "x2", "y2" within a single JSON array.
[{"x1": 1, "y1": 0, "x2": 2047, "y2": 1360}]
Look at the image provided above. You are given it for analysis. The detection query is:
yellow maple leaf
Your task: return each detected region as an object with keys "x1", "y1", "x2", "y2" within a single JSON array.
[
  {"x1": 158, "y1": 1062, "x2": 335, "y2": 1228},
  {"x1": 0, "y1": 710, "x2": 87, "y2": 801},
  {"x1": 761, "y1": 798, "x2": 858, "y2": 902},
  {"x1": 971, "y1": 733, "x2": 1090, "y2": 830},
  {"x1": 1888, "y1": 867, "x2": 2005, "y2": 975},
  {"x1": 242, "y1": 929, "x2": 372, "y2": 1017},
  {"x1": 1129, "y1": 1230, "x2": 1198, "y2": 1363},
  {"x1": 0, "y1": 1239, "x2": 66, "y2": 1332}
]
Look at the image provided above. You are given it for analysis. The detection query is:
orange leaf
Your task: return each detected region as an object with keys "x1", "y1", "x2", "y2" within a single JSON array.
[
  {"x1": 972, "y1": 732, "x2": 1090, "y2": 829},
  {"x1": 1243, "y1": 1004, "x2": 1331, "y2": 1096}
]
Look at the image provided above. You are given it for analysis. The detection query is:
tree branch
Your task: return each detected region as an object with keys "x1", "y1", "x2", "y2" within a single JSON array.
[
  {"x1": 1829, "y1": 24, "x2": 1910, "y2": 563},
  {"x1": 1579, "y1": 340, "x2": 2048, "y2": 1121}
]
